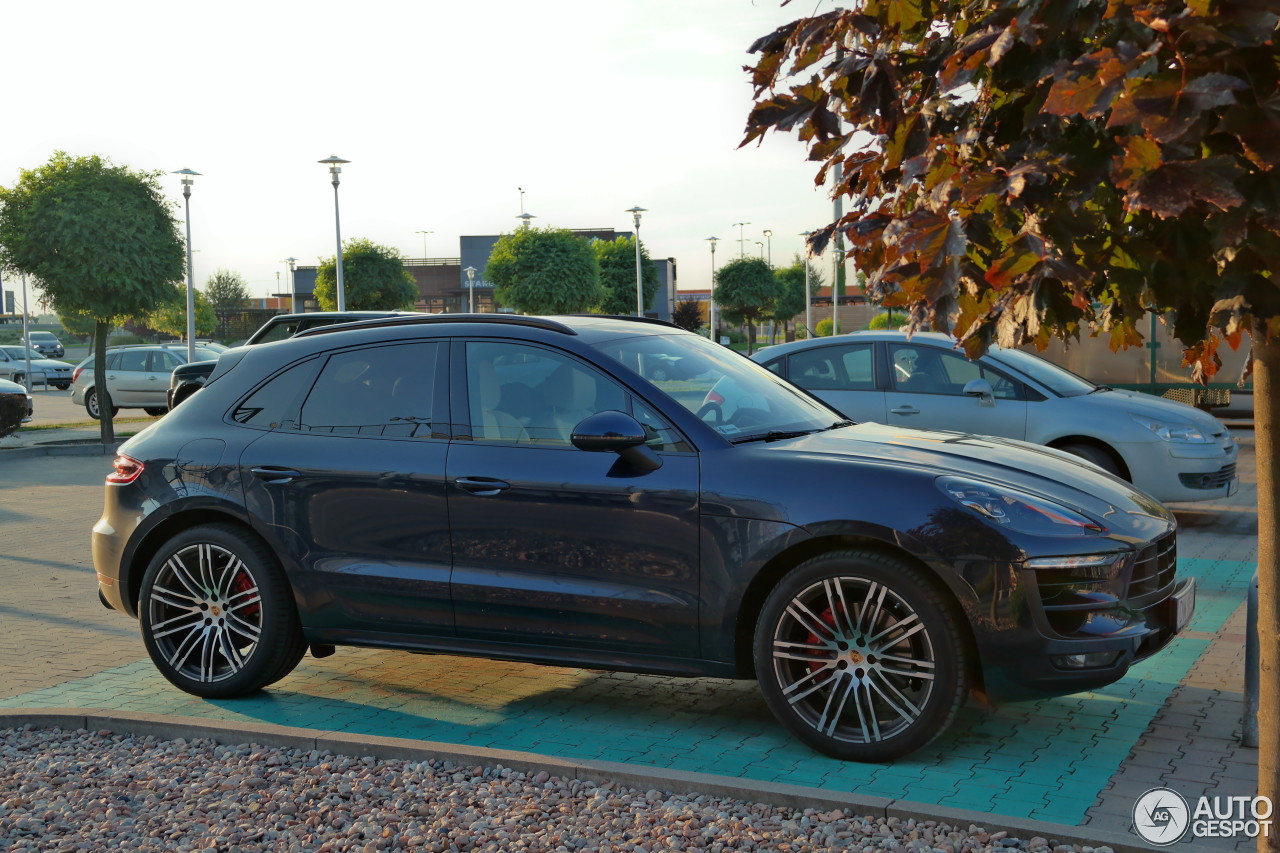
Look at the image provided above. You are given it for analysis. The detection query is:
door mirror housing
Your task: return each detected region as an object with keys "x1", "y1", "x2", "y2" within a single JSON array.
[
  {"x1": 571, "y1": 411, "x2": 662, "y2": 472},
  {"x1": 962, "y1": 378, "x2": 995, "y2": 407}
]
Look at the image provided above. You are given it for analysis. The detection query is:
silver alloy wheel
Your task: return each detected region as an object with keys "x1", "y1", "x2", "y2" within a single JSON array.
[
  {"x1": 146, "y1": 542, "x2": 264, "y2": 684},
  {"x1": 769, "y1": 576, "x2": 936, "y2": 744}
]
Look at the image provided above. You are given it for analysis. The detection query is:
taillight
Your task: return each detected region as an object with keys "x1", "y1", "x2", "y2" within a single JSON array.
[
  {"x1": 107, "y1": 454, "x2": 144, "y2": 485},
  {"x1": 72, "y1": 367, "x2": 84, "y2": 383}
]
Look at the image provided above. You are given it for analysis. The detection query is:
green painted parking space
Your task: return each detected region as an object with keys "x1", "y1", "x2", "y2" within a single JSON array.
[{"x1": 0, "y1": 556, "x2": 1252, "y2": 826}]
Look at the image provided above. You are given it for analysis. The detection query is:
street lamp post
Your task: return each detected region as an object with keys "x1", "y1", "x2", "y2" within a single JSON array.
[
  {"x1": 416, "y1": 230, "x2": 433, "y2": 260},
  {"x1": 282, "y1": 257, "x2": 298, "y2": 313},
  {"x1": 732, "y1": 221, "x2": 751, "y2": 258},
  {"x1": 19, "y1": 273, "x2": 32, "y2": 392},
  {"x1": 706, "y1": 236, "x2": 720, "y2": 344},
  {"x1": 516, "y1": 212, "x2": 536, "y2": 229},
  {"x1": 763, "y1": 229, "x2": 773, "y2": 266},
  {"x1": 755, "y1": 241, "x2": 764, "y2": 259},
  {"x1": 464, "y1": 266, "x2": 477, "y2": 313},
  {"x1": 800, "y1": 232, "x2": 813, "y2": 337},
  {"x1": 626, "y1": 206, "x2": 647, "y2": 316},
  {"x1": 319, "y1": 156, "x2": 350, "y2": 310},
  {"x1": 172, "y1": 168, "x2": 200, "y2": 363}
]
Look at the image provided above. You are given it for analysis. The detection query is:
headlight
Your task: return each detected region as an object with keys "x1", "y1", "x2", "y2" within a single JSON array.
[
  {"x1": 1129, "y1": 413, "x2": 1211, "y2": 443},
  {"x1": 937, "y1": 476, "x2": 1106, "y2": 536}
]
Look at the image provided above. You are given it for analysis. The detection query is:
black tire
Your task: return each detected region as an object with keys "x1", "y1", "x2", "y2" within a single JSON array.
[
  {"x1": 54, "y1": 383, "x2": 70, "y2": 391},
  {"x1": 1059, "y1": 442, "x2": 1123, "y2": 478},
  {"x1": 84, "y1": 388, "x2": 119, "y2": 420},
  {"x1": 139, "y1": 523, "x2": 306, "y2": 698},
  {"x1": 144, "y1": 407, "x2": 169, "y2": 417},
  {"x1": 753, "y1": 549, "x2": 968, "y2": 761}
]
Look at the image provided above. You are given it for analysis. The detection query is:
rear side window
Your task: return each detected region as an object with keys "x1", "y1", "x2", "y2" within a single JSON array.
[
  {"x1": 788, "y1": 344, "x2": 875, "y2": 391},
  {"x1": 116, "y1": 350, "x2": 149, "y2": 372},
  {"x1": 250, "y1": 320, "x2": 303, "y2": 345},
  {"x1": 298, "y1": 343, "x2": 442, "y2": 438}
]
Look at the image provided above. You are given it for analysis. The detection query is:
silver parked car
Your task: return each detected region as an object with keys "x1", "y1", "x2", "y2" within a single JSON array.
[
  {"x1": 0, "y1": 345, "x2": 73, "y2": 389},
  {"x1": 753, "y1": 331, "x2": 1238, "y2": 503},
  {"x1": 71, "y1": 345, "x2": 221, "y2": 419}
]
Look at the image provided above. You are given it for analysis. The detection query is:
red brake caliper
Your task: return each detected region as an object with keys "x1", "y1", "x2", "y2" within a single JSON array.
[
  {"x1": 231, "y1": 570, "x2": 260, "y2": 620},
  {"x1": 806, "y1": 607, "x2": 840, "y2": 673}
]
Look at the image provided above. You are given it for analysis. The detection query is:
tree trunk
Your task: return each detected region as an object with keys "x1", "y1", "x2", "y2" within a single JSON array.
[
  {"x1": 1255, "y1": 337, "x2": 1279, "y2": 853},
  {"x1": 94, "y1": 319, "x2": 115, "y2": 446}
]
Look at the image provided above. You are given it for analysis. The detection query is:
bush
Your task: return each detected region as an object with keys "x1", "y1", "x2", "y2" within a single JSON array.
[
  {"x1": 866, "y1": 311, "x2": 904, "y2": 330},
  {"x1": 108, "y1": 334, "x2": 145, "y2": 345},
  {"x1": 815, "y1": 317, "x2": 834, "y2": 337}
]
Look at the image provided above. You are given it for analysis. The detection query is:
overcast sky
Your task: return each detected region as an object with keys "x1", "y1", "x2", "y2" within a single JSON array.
[{"x1": 3, "y1": 0, "x2": 841, "y2": 305}]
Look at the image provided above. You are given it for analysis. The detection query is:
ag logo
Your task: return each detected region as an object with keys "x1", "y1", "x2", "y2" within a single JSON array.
[{"x1": 1134, "y1": 787, "x2": 1190, "y2": 845}]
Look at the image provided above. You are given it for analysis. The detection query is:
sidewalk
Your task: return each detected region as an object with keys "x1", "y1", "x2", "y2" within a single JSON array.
[{"x1": 0, "y1": 433, "x2": 1260, "y2": 851}]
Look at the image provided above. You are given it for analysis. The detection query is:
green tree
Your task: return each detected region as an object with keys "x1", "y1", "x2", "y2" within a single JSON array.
[
  {"x1": 147, "y1": 287, "x2": 216, "y2": 339},
  {"x1": 743, "y1": 0, "x2": 1280, "y2": 818},
  {"x1": 592, "y1": 235, "x2": 659, "y2": 315},
  {"x1": 772, "y1": 255, "x2": 824, "y2": 340},
  {"x1": 204, "y1": 268, "x2": 250, "y2": 334},
  {"x1": 486, "y1": 226, "x2": 602, "y2": 314},
  {"x1": 58, "y1": 310, "x2": 98, "y2": 341},
  {"x1": 713, "y1": 257, "x2": 782, "y2": 354},
  {"x1": 314, "y1": 238, "x2": 418, "y2": 311},
  {"x1": 671, "y1": 296, "x2": 705, "y2": 333},
  {"x1": 0, "y1": 152, "x2": 185, "y2": 441}
]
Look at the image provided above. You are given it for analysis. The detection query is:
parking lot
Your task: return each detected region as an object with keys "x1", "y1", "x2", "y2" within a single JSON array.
[{"x1": 0, "y1": 426, "x2": 1261, "y2": 848}]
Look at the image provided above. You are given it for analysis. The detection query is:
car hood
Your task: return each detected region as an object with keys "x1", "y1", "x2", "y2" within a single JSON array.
[
  {"x1": 1069, "y1": 387, "x2": 1228, "y2": 434},
  {"x1": 780, "y1": 422, "x2": 1173, "y2": 532}
]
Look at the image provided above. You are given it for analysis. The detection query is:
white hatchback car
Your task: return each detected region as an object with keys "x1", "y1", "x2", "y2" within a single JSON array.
[
  {"x1": 71, "y1": 345, "x2": 221, "y2": 419},
  {"x1": 753, "y1": 331, "x2": 1238, "y2": 503}
]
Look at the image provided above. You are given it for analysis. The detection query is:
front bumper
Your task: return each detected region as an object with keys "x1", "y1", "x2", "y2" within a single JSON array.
[
  {"x1": 1117, "y1": 434, "x2": 1239, "y2": 503},
  {"x1": 981, "y1": 533, "x2": 1194, "y2": 700}
]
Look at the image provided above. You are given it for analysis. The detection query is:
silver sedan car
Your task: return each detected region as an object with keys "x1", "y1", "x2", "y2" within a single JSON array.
[
  {"x1": 71, "y1": 344, "x2": 221, "y2": 419},
  {"x1": 0, "y1": 345, "x2": 74, "y2": 389},
  {"x1": 753, "y1": 331, "x2": 1238, "y2": 503}
]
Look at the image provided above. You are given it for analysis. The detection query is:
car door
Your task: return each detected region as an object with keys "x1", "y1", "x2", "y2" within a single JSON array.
[
  {"x1": 146, "y1": 350, "x2": 183, "y2": 406},
  {"x1": 238, "y1": 341, "x2": 455, "y2": 639},
  {"x1": 445, "y1": 339, "x2": 702, "y2": 659},
  {"x1": 770, "y1": 342, "x2": 886, "y2": 423},
  {"x1": 106, "y1": 349, "x2": 152, "y2": 404},
  {"x1": 884, "y1": 342, "x2": 1029, "y2": 439}
]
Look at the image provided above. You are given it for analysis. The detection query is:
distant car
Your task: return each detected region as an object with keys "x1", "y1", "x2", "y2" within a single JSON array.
[
  {"x1": 0, "y1": 376, "x2": 33, "y2": 436},
  {"x1": 71, "y1": 344, "x2": 221, "y2": 419},
  {"x1": 22, "y1": 331, "x2": 65, "y2": 359},
  {"x1": 94, "y1": 314, "x2": 1194, "y2": 762},
  {"x1": 0, "y1": 345, "x2": 73, "y2": 389},
  {"x1": 753, "y1": 331, "x2": 1238, "y2": 503},
  {"x1": 166, "y1": 311, "x2": 420, "y2": 408}
]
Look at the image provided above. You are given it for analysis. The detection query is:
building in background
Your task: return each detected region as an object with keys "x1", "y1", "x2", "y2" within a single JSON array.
[{"x1": 287, "y1": 228, "x2": 674, "y2": 320}]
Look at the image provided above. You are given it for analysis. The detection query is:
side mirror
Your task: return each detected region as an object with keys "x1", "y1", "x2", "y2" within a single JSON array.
[
  {"x1": 962, "y1": 378, "x2": 996, "y2": 408},
  {"x1": 571, "y1": 410, "x2": 662, "y2": 472}
]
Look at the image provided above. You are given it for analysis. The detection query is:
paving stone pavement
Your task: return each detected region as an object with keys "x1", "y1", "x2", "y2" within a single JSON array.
[{"x1": 0, "y1": 431, "x2": 1263, "y2": 849}]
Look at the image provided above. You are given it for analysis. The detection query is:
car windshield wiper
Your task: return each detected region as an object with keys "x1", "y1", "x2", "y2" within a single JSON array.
[
  {"x1": 828, "y1": 420, "x2": 856, "y2": 430},
  {"x1": 730, "y1": 428, "x2": 820, "y2": 445},
  {"x1": 1089, "y1": 385, "x2": 1113, "y2": 394}
]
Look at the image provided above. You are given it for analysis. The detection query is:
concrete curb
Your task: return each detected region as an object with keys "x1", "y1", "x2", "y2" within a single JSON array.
[
  {"x1": 0, "y1": 440, "x2": 118, "y2": 460},
  {"x1": 1, "y1": 708, "x2": 1166, "y2": 853}
]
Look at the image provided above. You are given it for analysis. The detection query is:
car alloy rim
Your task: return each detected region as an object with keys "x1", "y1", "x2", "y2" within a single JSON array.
[
  {"x1": 147, "y1": 543, "x2": 263, "y2": 683},
  {"x1": 770, "y1": 577, "x2": 936, "y2": 743}
]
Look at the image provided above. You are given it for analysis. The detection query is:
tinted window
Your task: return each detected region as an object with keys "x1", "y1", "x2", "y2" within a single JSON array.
[
  {"x1": 251, "y1": 320, "x2": 303, "y2": 345},
  {"x1": 116, "y1": 350, "x2": 149, "y2": 372},
  {"x1": 891, "y1": 344, "x2": 1021, "y2": 400},
  {"x1": 233, "y1": 358, "x2": 324, "y2": 429},
  {"x1": 293, "y1": 343, "x2": 441, "y2": 438},
  {"x1": 150, "y1": 350, "x2": 182, "y2": 372},
  {"x1": 788, "y1": 344, "x2": 874, "y2": 391}
]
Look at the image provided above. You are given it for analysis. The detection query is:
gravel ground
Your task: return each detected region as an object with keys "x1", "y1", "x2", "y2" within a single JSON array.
[{"x1": 0, "y1": 726, "x2": 1118, "y2": 853}]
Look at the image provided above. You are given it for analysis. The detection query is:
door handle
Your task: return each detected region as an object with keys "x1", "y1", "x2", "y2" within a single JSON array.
[
  {"x1": 454, "y1": 476, "x2": 511, "y2": 496},
  {"x1": 890, "y1": 406, "x2": 920, "y2": 415},
  {"x1": 250, "y1": 466, "x2": 302, "y2": 484}
]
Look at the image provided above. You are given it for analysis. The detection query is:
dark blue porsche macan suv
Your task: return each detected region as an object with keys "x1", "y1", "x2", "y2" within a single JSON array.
[{"x1": 92, "y1": 315, "x2": 1195, "y2": 761}]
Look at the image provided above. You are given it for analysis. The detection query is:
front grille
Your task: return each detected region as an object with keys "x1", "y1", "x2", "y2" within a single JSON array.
[
  {"x1": 1129, "y1": 533, "x2": 1177, "y2": 598},
  {"x1": 1179, "y1": 463, "x2": 1236, "y2": 490}
]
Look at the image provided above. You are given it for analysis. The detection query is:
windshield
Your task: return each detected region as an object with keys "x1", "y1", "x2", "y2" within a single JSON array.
[
  {"x1": 987, "y1": 347, "x2": 1097, "y2": 397},
  {"x1": 591, "y1": 332, "x2": 842, "y2": 440},
  {"x1": 0, "y1": 346, "x2": 45, "y2": 360}
]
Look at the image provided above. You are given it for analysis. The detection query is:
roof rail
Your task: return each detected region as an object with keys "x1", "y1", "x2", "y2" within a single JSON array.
[
  {"x1": 564, "y1": 314, "x2": 681, "y2": 329},
  {"x1": 298, "y1": 313, "x2": 578, "y2": 338}
]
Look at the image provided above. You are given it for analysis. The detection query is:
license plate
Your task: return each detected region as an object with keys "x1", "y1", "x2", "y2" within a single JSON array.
[{"x1": 1174, "y1": 577, "x2": 1196, "y2": 631}]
